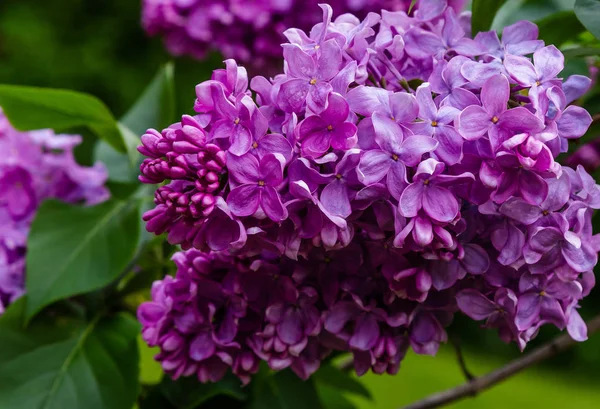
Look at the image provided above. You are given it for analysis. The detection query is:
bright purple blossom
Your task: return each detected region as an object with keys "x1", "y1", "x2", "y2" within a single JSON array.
[{"x1": 138, "y1": 2, "x2": 599, "y2": 385}]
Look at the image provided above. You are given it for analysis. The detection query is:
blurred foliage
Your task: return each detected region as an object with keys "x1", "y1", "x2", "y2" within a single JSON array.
[{"x1": 0, "y1": 0, "x2": 217, "y2": 118}]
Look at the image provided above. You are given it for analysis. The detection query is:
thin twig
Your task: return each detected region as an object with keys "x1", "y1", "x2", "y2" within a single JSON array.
[
  {"x1": 401, "y1": 314, "x2": 600, "y2": 409},
  {"x1": 450, "y1": 337, "x2": 474, "y2": 381}
]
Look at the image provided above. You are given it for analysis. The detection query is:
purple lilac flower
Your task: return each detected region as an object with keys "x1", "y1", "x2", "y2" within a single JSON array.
[
  {"x1": 0, "y1": 110, "x2": 109, "y2": 312},
  {"x1": 138, "y1": 2, "x2": 599, "y2": 385},
  {"x1": 141, "y1": 0, "x2": 466, "y2": 73}
]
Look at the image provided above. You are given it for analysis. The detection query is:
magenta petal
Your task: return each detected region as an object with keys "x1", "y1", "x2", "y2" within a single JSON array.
[
  {"x1": 398, "y1": 182, "x2": 424, "y2": 218},
  {"x1": 261, "y1": 186, "x2": 288, "y2": 222},
  {"x1": 189, "y1": 331, "x2": 216, "y2": 361},
  {"x1": 321, "y1": 179, "x2": 351, "y2": 218},
  {"x1": 533, "y1": 45, "x2": 564, "y2": 81},
  {"x1": 519, "y1": 171, "x2": 548, "y2": 205},
  {"x1": 226, "y1": 152, "x2": 259, "y2": 184},
  {"x1": 481, "y1": 75, "x2": 509, "y2": 116},
  {"x1": 358, "y1": 150, "x2": 392, "y2": 185},
  {"x1": 349, "y1": 314, "x2": 380, "y2": 351},
  {"x1": 457, "y1": 106, "x2": 490, "y2": 140},
  {"x1": 331, "y1": 122, "x2": 358, "y2": 151},
  {"x1": 499, "y1": 198, "x2": 541, "y2": 225},
  {"x1": 562, "y1": 242, "x2": 597, "y2": 273},
  {"x1": 278, "y1": 308, "x2": 304, "y2": 345},
  {"x1": 423, "y1": 185, "x2": 458, "y2": 223},
  {"x1": 259, "y1": 153, "x2": 284, "y2": 186},
  {"x1": 301, "y1": 130, "x2": 331, "y2": 158},
  {"x1": 387, "y1": 162, "x2": 408, "y2": 200},
  {"x1": 278, "y1": 78, "x2": 309, "y2": 112},
  {"x1": 567, "y1": 309, "x2": 588, "y2": 342},
  {"x1": 324, "y1": 301, "x2": 358, "y2": 333},
  {"x1": 413, "y1": 215, "x2": 433, "y2": 246},
  {"x1": 504, "y1": 54, "x2": 537, "y2": 86},
  {"x1": 456, "y1": 289, "x2": 497, "y2": 321},
  {"x1": 398, "y1": 135, "x2": 438, "y2": 167},
  {"x1": 515, "y1": 293, "x2": 542, "y2": 331},
  {"x1": 227, "y1": 185, "x2": 260, "y2": 217},
  {"x1": 433, "y1": 125, "x2": 463, "y2": 165},
  {"x1": 282, "y1": 44, "x2": 315, "y2": 79},
  {"x1": 558, "y1": 106, "x2": 592, "y2": 139}
]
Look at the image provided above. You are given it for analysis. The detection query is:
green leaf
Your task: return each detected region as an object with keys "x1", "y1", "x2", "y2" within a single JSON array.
[
  {"x1": 575, "y1": 0, "x2": 600, "y2": 40},
  {"x1": 471, "y1": 0, "x2": 506, "y2": 35},
  {"x1": 121, "y1": 62, "x2": 176, "y2": 136},
  {"x1": 317, "y1": 384, "x2": 357, "y2": 409},
  {"x1": 562, "y1": 46, "x2": 600, "y2": 58},
  {"x1": 251, "y1": 369, "x2": 324, "y2": 409},
  {"x1": 0, "y1": 308, "x2": 140, "y2": 409},
  {"x1": 313, "y1": 364, "x2": 372, "y2": 400},
  {"x1": 537, "y1": 11, "x2": 586, "y2": 46},
  {"x1": 140, "y1": 374, "x2": 246, "y2": 409},
  {"x1": 95, "y1": 64, "x2": 176, "y2": 183},
  {"x1": 25, "y1": 196, "x2": 142, "y2": 319},
  {"x1": 0, "y1": 85, "x2": 124, "y2": 152}
]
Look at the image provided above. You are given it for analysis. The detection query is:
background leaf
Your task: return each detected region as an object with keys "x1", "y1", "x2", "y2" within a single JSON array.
[
  {"x1": 313, "y1": 364, "x2": 371, "y2": 400},
  {"x1": 471, "y1": 0, "x2": 506, "y2": 35},
  {"x1": 0, "y1": 305, "x2": 139, "y2": 409},
  {"x1": 0, "y1": 84, "x2": 124, "y2": 152},
  {"x1": 95, "y1": 63, "x2": 176, "y2": 184},
  {"x1": 537, "y1": 11, "x2": 586, "y2": 45},
  {"x1": 140, "y1": 374, "x2": 246, "y2": 409},
  {"x1": 25, "y1": 196, "x2": 142, "y2": 319},
  {"x1": 121, "y1": 62, "x2": 176, "y2": 136},
  {"x1": 575, "y1": 0, "x2": 600, "y2": 39},
  {"x1": 251, "y1": 369, "x2": 324, "y2": 409}
]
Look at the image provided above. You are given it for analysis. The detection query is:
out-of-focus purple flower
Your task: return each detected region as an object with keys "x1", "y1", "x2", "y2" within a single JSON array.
[{"x1": 0, "y1": 110, "x2": 109, "y2": 313}]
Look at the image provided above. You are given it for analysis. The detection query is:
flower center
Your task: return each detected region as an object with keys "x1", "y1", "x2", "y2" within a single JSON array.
[
  {"x1": 327, "y1": 125, "x2": 333, "y2": 131},
  {"x1": 234, "y1": 118, "x2": 240, "y2": 125},
  {"x1": 335, "y1": 173, "x2": 342, "y2": 179},
  {"x1": 542, "y1": 209, "x2": 549, "y2": 216},
  {"x1": 324, "y1": 256, "x2": 331, "y2": 263},
  {"x1": 424, "y1": 179, "x2": 430, "y2": 185},
  {"x1": 314, "y1": 45, "x2": 320, "y2": 50},
  {"x1": 309, "y1": 78, "x2": 317, "y2": 85},
  {"x1": 431, "y1": 120, "x2": 438, "y2": 127},
  {"x1": 392, "y1": 154, "x2": 399, "y2": 161},
  {"x1": 252, "y1": 141, "x2": 258, "y2": 149},
  {"x1": 536, "y1": 80, "x2": 541, "y2": 86},
  {"x1": 539, "y1": 290, "x2": 546, "y2": 296},
  {"x1": 391, "y1": 116, "x2": 395, "y2": 121},
  {"x1": 491, "y1": 116, "x2": 499, "y2": 124},
  {"x1": 258, "y1": 180, "x2": 265, "y2": 186}
]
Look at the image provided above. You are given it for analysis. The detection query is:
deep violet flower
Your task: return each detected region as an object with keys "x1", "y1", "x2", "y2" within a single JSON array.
[{"x1": 138, "y1": 2, "x2": 599, "y2": 385}]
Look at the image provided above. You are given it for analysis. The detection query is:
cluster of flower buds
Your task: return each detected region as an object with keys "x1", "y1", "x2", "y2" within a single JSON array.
[
  {"x1": 138, "y1": 1, "x2": 599, "y2": 384},
  {"x1": 141, "y1": 0, "x2": 466, "y2": 72},
  {"x1": 0, "y1": 110, "x2": 109, "y2": 313}
]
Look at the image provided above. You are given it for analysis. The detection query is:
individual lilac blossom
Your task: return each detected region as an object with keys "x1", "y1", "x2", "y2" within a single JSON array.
[
  {"x1": 399, "y1": 159, "x2": 473, "y2": 223},
  {"x1": 457, "y1": 74, "x2": 544, "y2": 149},
  {"x1": 227, "y1": 153, "x2": 288, "y2": 222},
  {"x1": 413, "y1": 84, "x2": 464, "y2": 165},
  {"x1": 0, "y1": 110, "x2": 109, "y2": 313},
  {"x1": 297, "y1": 92, "x2": 357, "y2": 157},
  {"x1": 504, "y1": 45, "x2": 564, "y2": 89}
]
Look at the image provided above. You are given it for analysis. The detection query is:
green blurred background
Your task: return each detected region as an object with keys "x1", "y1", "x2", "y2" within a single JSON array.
[{"x1": 1, "y1": 0, "x2": 599, "y2": 408}]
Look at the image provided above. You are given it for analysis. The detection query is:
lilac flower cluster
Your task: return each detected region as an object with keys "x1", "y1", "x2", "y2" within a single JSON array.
[
  {"x1": 0, "y1": 110, "x2": 109, "y2": 313},
  {"x1": 138, "y1": 3, "x2": 599, "y2": 383},
  {"x1": 142, "y1": 0, "x2": 466, "y2": 72}
]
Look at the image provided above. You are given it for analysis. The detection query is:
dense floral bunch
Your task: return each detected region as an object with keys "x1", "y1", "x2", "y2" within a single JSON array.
[
  {"x1": 142, "y1": 0, "x2": 466, "y2": 71},
  {"x1": 138, "y1": 2, "x2": 600, "y2": 384},
  {"x1": 0, "y1": 111, "x2": 109, "y2": 313}
]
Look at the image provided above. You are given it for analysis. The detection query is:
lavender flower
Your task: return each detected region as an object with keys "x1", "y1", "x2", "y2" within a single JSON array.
[
  {"x1": 141, "y1": 0, "x2": 467, "y2": 73},
  {"x1": 0, "y1": 110, "x2": 109, "y2": 312},
  {"x1": 139, "y1": 2, "x2": 599, "y2": 385}
]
